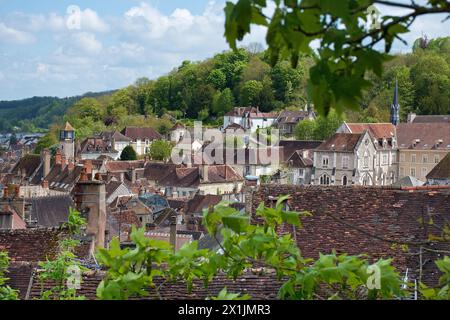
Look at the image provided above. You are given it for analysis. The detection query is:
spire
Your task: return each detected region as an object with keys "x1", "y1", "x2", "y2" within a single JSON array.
[{"x1": 390, "y1": 79, "x2": 400, "y2": 126}]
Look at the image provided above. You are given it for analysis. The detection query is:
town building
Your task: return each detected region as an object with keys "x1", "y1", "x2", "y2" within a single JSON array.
[
  {"x1": 121, "y1": 127, "x2": 163, "y2": 156},
  {"x1": 223, "y1": 107, "x2": 278, "y2": 133},
  {"x1": 275, "y1": 109, "x2": 315, "y2": 137}
]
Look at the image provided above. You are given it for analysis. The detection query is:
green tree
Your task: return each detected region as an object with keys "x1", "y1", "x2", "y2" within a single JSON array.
[
  {"x1": 212, "y1": 88, "x2": 235, "y2": 116},
  {"x1": 207, "y1": 69, "x2": 227, "y2": 90},
  {"x1": 240, "y1": 80, "x2": 263, "y2": 107},
  {"x1": 120, "y1": 145, "x2": 137, "y2": 161},
  {"x1": 295, "y1": 119, "x2": 317, "y2": 140},
  {"x1": 149, "y1": 140, "x2": 173, "y2": 162},
  {"x1": 224, "y1": 0, "x2": 450, "y2": 116},
  {"x1": 314, "y1": 110, "x2": 344, "y2": 140},
  {"x1": 67, "y1": 98, "x2": 105, "y2": 123},
  {"x1": 34, "y1": 133, "x2": 58, "y2": 155}
]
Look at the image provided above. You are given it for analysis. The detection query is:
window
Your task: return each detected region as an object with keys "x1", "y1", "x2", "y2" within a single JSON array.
[
  {"x1": 392, "y1": 153, "x2": 397, "y2": 163},
  {"x1": 363, "y1": 153, "x2": 369, "y2": 168},
  {"x1": 400, "y1": 167, "x2": 404, "y2": 176},
  {"x1": 342, "y1": 176, "x2": 348, "y2": 186},
  {"x1": 320, "y1": 174, "x2": 331, "y2": 185},
  {"x1": 298, "y1": 168, "x2": 305, "y2": 176},
  {"x1": 411, "y1": 154, "x2": 416, "y2": 163},
  {"x1": 435, "y1": 155, "x2": 440, "y2": 164},
  {"x1": 342, "y1": 156, "x2": 349, "y2": 169},
  {"x1": 400, "y1": 153, "x2": 405, "y2": 162},
  {"x1": 422, "y1": 154, "x2": 428, "y2": 163},
  {"x1": 382, "y1": 154, "x2": 388, "y2": 165},
  {"x1": 322, "y1": 156, "x2": 329, "y2": 168},
  {"x1": 410, "y1": 167, "x2": 416, "y2": 177}
]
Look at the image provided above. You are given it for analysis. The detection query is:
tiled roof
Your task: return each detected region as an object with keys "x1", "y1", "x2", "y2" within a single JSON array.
[
  {"x1": 5, "y1": 262, "x2": 34, "y2": 299},
  {"x1": 427, "y1": 153, "x2": 450, "y2": 179},
  {"x1": 171, "y1": 123, "x2": 186, "y2": 131},
  {"x1": 27, "y1": 271, "x2": 283, "y2": 300},
  {"x1": 0, "y1": 228, "x2": 64, "y2": 262},
  {"x1": 345, "y1": 123, "x2": 396, "y2": 139},
  {"x1": 286, "y1": 151, "x2": 313, "y2": 168},
  {"x1": 121, "y1": 127, "x2": 162, "y2": 141},
  {"x1": 397, "y1": 123, "x2": 450, "y2": 150},
  {"x1": 185, "y1": 194, "x2": 222, "y2": 215},
  {"x1": 316, "y1": 133, "x2": 363, "y2": 152},
  {"x1": 45, "y1": 164, "x2": 84, "y2": 192},
  {"x1": 251, "y1": 185, "x2": 450, "y2": 287},
  {"x1": 105, "y1": 160, "x2": 146, "y2": 172},
  {"x1": 63, "y1": 122, "x2": 75, "y2": 131},
  {"x1": 80, "y1": 137, "x2": 118, "y2": 154}
]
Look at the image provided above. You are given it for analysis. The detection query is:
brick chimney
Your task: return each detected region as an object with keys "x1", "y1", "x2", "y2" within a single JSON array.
[
  {"x1": 61, "y1": 155, "x2": 67, "y2": 168},
  {"x1": 200, "y1": 165, "x2": 209, "y2": 182},
  {"x1": 74, "y1": 180, "x2": 107, "y2": 249},
  {"x1": 41, "y1": 148, "x2": 51, "y2": 178},
  {"x1": 3, "y1": 186, "x2": 9, "y2": 199},
  {"x1": 68, "y1": 160, "x2": 75, "y2": 172},
  {"x1": 41, "y1": 180, "x2": 49, "y2": 189},
  {"x1": 55, "y1": 150, "x2": 62, "y2": 165},
  {"x1": 84, "y1": 160, "x2": 93, "y2": 176}
]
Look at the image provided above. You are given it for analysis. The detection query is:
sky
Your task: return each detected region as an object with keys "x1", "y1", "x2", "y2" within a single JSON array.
[{"x1": 0, "y1": 0, "x2": 448, "y2": 101}]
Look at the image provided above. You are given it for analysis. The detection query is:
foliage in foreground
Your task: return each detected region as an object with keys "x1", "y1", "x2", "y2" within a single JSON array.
[
  {"x1": 96, "y1": 197, "x2": 421, "y2": 300},
  {"x1": 0, "y1": 251, "x2": 19, "y2": 300}
]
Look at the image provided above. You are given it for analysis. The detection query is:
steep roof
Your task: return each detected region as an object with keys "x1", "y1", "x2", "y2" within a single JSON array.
[
  {"x1": 30, "y1": 195, "x2": 74, "y2": 228},
  {"x1": 99, "y1": 131, "x2": 132, "y2": 142},
  {"x1": 63, "y1": 122, "x2": 75, "y2": 131},
  {"x1": 279, "y1": 140, "x2": 322, "y2": 162},
  {"x1": 79, "y1": 137, "x2": 118, "y2": 155},
  {"x1": 121, "y1": 127, "x2": 162, "y2": 141},
  {"x1": 392, "y1": 176, "x2": 425, "y2": 187},
  {"x1": 251, "y1": 185, "x2": 450, "y2": 287},
  {"x1": 224, "y1": 107, "x2": 278, "y2": 119},
  {"x1": 10, "y1": 154, "x2": 41, "y2": 178},
  {"x1": 105, "y1": 160, "x2": 146, "y2": 172},
  {"x1": 185, "y1": 194, "x2": 222, "y2": 215},
  {"x1": 397, "y1": 123, "x2": 450, "y2": 150},
  {"x1": 276, "y1": 110, "x2": 312, "y2": 124},
  {"x1": 316, "y1": 133, "x2": 364, "y2": 152},
  {"x1": 286, "y1": 151, "x2": 313, "y2": 168},
  {"x1": 170, "y1": 123, "x2": 186, "y2": 131},
  {"x1": 427, "y1": 153, "x2": 450, "y2": 179},
  {"x1": 345, "y1": 123, "x2": 396, "y2": 139}
]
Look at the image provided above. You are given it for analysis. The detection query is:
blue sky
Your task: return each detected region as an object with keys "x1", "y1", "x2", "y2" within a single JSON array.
[{"x1": 0, "y1": 1, "x2": 448, "y2": 100}]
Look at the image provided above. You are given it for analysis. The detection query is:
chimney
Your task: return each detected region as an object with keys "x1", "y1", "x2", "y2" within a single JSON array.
[
  {"x1": 55, "y1": 150, "x2": 62, "y2": 165},
  {"x1": 79, "y1": 168, "x2": 88, "y2": 182},
  {"x1": 68, "y1": 160, "x2": 75, "y2": 171},
  {"x1": 130, "y1": 167, "x2": 136, "y2": 184},
  {"x1": 3, "y1": 187, "x2": 9, "y2": 199},
  {"x1": 61, "y1": 155, "x2": 67, "y2": 168},
  {"x1": 41, "y1": 180, "x2": 49, "y2": 189},
  {"x1": 84, "y1": 160, "x2": 93, "y2": 176},
  {"x1": 407, "y1": 113, "x2": 416, "y2": 123},
  {"x1": 169, "y1": 214, "x2": 177, "y2": 252},
  {"x1": 75, "y1": 180, "x2": 107, "y2": 249},
  {"x1": 200, "y1": 165, "x2": 209, "y2": 182},
  {"x1": 41, "y1": 148, "x2": 51, "y2": 178}
]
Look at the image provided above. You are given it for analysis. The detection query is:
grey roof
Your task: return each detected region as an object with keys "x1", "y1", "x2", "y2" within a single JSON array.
[
  {"x1": 392, "y1": 176, "x2": 425, "y2": 187},
  {"x1": 30, "y1": 195, "x2": 74, "y2": 228}
]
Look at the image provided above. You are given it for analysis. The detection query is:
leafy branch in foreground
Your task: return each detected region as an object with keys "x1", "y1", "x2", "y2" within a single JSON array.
[
  {"x1": 0, "y1": 251, "x2": 19, "y2": 300},
  {"x1": 95, "y1": 195, "x2": 442, "y2": 300},
  {"x1": 224, "y1": 0, "x2": 450, "y2": 116},
  {"x1": 37, "y1": 208, "x2": 87, "y2": 300}
]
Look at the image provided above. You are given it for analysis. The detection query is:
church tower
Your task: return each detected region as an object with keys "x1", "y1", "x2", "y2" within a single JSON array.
[
  {"x1": 390, "y1": 79, "x2": 400, "y2": 126},
  {"x1": 60, "y1": 121, "x2": 75, "y2": 161}
]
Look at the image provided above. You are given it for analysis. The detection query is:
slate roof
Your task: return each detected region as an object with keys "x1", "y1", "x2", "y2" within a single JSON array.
[
  {"x1": 45, "y1": 164, "x2": 84, "y2": 192},
  {"x1": 397, "y1": 123, "x2": 450, "y2": 150},
  {"x1": 105, "y1": 160, "x2": 146, "y2": 172},
  {"x1": 411, "y1": 115, "x2": 450, "y2": 124},
  {"x1": 224, "y1": 107, "x2": 278, "y2": 119},
  {"x1": 121, "y1": 127, "x2": 162, "y2": 141},
  {"x1": 393, "y1": 176, "x2": 425, "y2": 187},
  {"x1": 316, "y1": 133, "x2": 364, "y2": 152},
  {"x1": 286, "y1": 151, "x2": 313, "y2": 168},
  {"x1": 80, "y1": 137, "x2": 118, "y2": 155},
  {"x1": 99, "y1": 131, "x2": 132, "y2": 142},
  {"x1": 279, "y1": 140, "x2": 322, "y2": 162},
  {"x1": 276, "y1": 110, "x2": 312, "y2": 124},
  {"x1": 427, "y1": 153, "x2": 450, "y2": 179},
  {"x1": 10, "y1": 154, "x2": 41, "y2": 179},
  {"x1": 30, "y1": 195, "x2": 74, "y2": 228}
]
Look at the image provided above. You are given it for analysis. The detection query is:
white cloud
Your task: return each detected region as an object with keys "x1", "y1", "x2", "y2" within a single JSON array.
[
  {"x1": 71, "y1": 32, "x2": 103, "y2": 55},
  {"x1": 80, "y1": 8, "x2": 110, "y2": 33},
  {"x1": 0, "y1": 22, "x2": 35, "y2": 44}
]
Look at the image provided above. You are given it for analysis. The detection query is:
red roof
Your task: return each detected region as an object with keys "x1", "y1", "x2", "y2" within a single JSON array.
[
  {"x1": 121, "y1": 127, "x2": 162, "y2": 141},
  {"x1": 345, "y1": 123, "x2": 396, "y2": 139}
]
